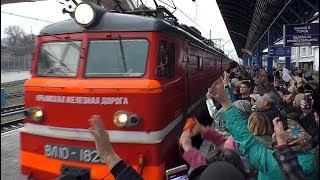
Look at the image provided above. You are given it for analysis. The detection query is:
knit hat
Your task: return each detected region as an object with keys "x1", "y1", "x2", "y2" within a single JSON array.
[
  {"x1": 199, "y1": 161, "x2": 245, "y2": 180},
  {"x1": 233, "y1": 100, "x2": 252, "y2": 117}
]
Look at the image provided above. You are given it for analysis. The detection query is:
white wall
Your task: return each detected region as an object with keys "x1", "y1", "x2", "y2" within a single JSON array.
[
  {"x1": 291, "y1": 46, "x2": 319, "y2": 71},
  {"x1": 1, "y1": 71, "x2": 31, "y2": 83},
  {"x1": 314, "y1": 47, "x2": 319, "y2": 71}
]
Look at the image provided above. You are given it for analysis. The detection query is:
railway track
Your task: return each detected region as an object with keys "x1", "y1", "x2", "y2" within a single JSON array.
[
  {"x1": 1, "y1": 79, "x2": 26, "y2": 88},
  {"x1": 1, "y1": 104, "x2": 25, "y2": 117},
  {"x1": 1, "y1": 118, "x2": 24, "y2": 133},
  {"x1": 5, "y1": 91, "x2": 24, "y2": 99}
]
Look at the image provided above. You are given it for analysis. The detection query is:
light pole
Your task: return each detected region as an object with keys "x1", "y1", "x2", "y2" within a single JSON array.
[
  {"x1": 221, "y1": 39, "x2": 231, "y2": 52},
  {"x1": 210, "y1": 38, "x2": 222, "y2": 48},
  {"x1": 225, "y1": 49, "x2": 234, "y2": 57}
]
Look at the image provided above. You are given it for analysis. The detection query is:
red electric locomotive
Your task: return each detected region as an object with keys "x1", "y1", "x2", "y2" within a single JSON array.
[{"x1": 21, "y1": 2, "x2": 236, "y2": 179}]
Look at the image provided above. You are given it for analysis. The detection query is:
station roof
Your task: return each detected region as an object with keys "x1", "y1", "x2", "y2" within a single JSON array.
[{"x1": 216, "y1": 0, "x2": 319, "y2": 58}]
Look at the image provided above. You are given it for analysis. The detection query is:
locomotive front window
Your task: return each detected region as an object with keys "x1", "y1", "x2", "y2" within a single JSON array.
[
  {"x1": 85, "y1": 39, "x2": 149, "y2": 77},
  {"x1": 37, "y1": 41, "x2": 81, "y2": 77}
]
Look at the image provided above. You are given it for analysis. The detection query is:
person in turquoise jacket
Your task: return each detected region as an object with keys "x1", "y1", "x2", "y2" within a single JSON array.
[{"x1": 209, "y1": 77, "x2": 318, "y2": 180}]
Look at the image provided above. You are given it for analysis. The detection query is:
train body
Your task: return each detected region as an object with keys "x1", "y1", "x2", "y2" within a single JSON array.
[{"x1": 20, "y1": 3, "x2": 235, "y2": 179}]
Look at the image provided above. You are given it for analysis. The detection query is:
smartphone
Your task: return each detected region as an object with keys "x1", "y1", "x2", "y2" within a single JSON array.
[
  {"x1": 305, "y1": 90, "x2": 313, "y2": 96},
  {"x1": 166, "y1": 164, "x2": 189, "y2": 180},
  {"x1": 304, "y1": 92, "x2": 312, "y2": 109}
]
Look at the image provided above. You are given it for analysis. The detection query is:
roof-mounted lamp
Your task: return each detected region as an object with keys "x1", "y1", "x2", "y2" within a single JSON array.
[{"x1": 74, "y1": 2, "x2": 107, "y2": 28}]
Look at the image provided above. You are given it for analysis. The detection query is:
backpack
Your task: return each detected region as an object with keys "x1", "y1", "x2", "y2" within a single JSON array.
[{"x1": 272, "y1": 119, "x2": 313, "y2": 152}]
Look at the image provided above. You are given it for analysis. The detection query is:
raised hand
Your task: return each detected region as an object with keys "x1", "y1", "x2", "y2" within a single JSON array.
[
  {"x1": 256, "y1": 74, "x2": 262, "y2": 85},
  {"x1": 300, "y1": 99, "x2": 312, "y2": 116},
  {"x1": 222, "y1": 71, "x2": 230, "y2": 86},
  {"x1": 210, "y1": 78, "x2": 233, "y2": 111},
  {"x1": 89, "y1": 115, "x2": 121, "y2": 169},
  {"x1": 190, "y1": 121, "x2": 206, "y2": 137},
  {"x1": 206, "y1": 88, "x2": 213, "y2": 100},
  {"x1": 272, "y1": 117, "x2": 287, "y2": 146},
  {"x1": 179, "y1": 130, "x2": 192, "y2": 151}
]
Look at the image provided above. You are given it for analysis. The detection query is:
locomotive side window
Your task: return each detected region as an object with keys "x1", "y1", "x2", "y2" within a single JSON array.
[
  {"x1": 197, "y1": 56, "x2": 203, "y2": 71},
  {"x1": 85, "y1": 39, "x2": 149, "y2": 77},
  {"x1": 168, "y1": 43, "x2": 175, "y2": 77},
  {"x1": 37, "y1": 41, "x2": 81, "y2": 77},
  {"x1": 157, "y1": 41, "x2": 175, "y2": 78},
  {"x1": 157, "y1": 41, "x2": 167, "y2": 77}
]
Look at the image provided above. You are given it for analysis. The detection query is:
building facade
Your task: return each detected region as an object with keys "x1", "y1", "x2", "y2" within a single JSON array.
[{"x1": 291, "y1": 46, "x2": 319, "y2": 71}]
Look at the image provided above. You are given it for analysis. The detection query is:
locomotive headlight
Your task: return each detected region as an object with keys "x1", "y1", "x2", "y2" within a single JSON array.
[
  {"x1": 24, "y1": 107, "x2": 44, "y2": 122},
  {"x1": 75, "y1": 3, "x2": 94, "y2": 25},
  {"x1": 74, "y1": 2, "x2": 107, "y2": 28},
  {"x1": 113, "y1": 111, "x2": 140, "y2": 127}
]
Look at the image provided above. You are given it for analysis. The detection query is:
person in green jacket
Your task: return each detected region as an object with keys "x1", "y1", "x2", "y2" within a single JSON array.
[{"x1": 209, "y1": 77, "x2": 318, "y2": 180}]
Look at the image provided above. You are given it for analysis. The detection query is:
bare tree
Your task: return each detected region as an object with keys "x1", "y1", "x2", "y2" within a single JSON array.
[
  {"x1": 3, "y1": 25, "x2": 25, "y2": 52},
  {"x1": 2, "y1": 25, "x2": 36, "y2": 56}
]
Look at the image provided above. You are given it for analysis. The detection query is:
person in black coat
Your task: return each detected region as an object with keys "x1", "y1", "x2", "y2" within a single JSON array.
[
  {"x1": 259, "y1": 92, "x2": 288, "y2": 131},
  {"x1": 299, "y1": 100, "x2": 319, "y2": 148}
]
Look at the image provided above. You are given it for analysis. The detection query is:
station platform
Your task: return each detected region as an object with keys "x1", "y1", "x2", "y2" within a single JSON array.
[
  {"x1": 1, "y1": 71, "x2": 31, "y2": 83},
  {"x1": 1, "y1": 129, "x2": 27, "y2": 179}
]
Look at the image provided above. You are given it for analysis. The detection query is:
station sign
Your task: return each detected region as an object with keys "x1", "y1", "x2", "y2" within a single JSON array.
[
  {"x1": 268, "y1": 45, "x2": 291, "y2": 57},
  {"x1": 283, "y1": 23, "x2": 319, "y2": 46}
]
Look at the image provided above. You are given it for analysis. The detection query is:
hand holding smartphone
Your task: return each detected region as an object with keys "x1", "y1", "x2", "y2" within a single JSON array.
[{"x1": 304, "y1": 90, "x2": 313, "y2": 109}]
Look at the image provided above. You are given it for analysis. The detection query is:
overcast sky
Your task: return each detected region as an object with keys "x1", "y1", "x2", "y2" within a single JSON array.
[{"x1": 1, "y1": 0, "x2": 238, "y2": 59}]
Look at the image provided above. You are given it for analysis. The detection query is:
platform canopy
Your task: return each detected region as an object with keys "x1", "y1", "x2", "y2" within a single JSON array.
[{"x1": 216, "y1": 0, "x2": 319, "y2": 58}]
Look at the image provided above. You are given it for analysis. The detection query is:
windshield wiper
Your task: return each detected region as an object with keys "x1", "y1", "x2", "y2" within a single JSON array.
[{"x1": 118, "y1": 35, "x2": 128, "y2": 72}]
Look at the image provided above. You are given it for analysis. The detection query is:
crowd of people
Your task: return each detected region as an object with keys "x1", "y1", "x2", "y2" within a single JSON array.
[{"x1": 88, "y1": 64, "x2": 319, "y2": 180}]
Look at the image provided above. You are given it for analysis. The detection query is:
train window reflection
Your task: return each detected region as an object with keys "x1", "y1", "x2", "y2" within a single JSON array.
[
  {"x1": 37, "y1": 41, "x2": 81, "y2": 77},
  {"x1": 85, "y1": 39, "x2": 149, "y2": 77}
]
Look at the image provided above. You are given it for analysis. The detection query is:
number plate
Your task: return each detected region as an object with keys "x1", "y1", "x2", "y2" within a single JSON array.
[{"x1": 44, "y1": 144, "x2": 105, "y2": 164}]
